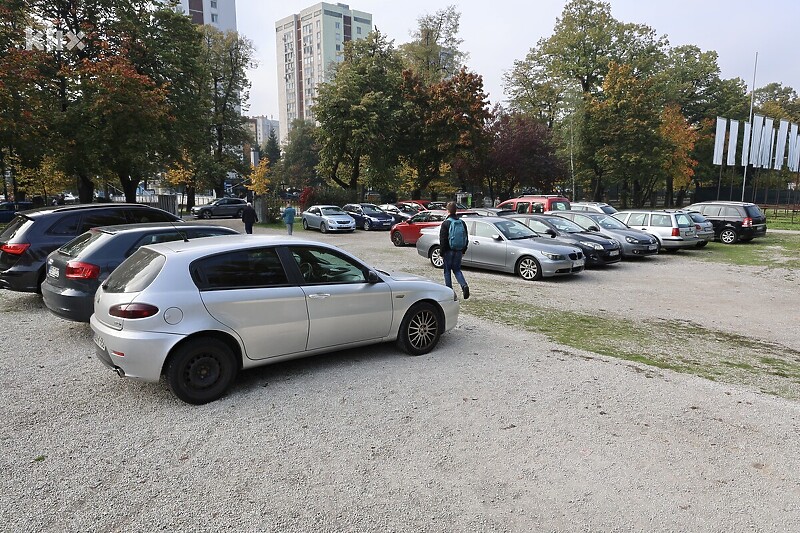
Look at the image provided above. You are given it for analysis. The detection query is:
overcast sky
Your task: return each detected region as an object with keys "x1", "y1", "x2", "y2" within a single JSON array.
[{"x1": 236, "y1": 0, "x2": 800, "y2": 118}]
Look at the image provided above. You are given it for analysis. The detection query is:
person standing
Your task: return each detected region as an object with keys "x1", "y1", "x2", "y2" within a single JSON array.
[
  {"x1": 439, "y1": 201, "x2": 469, "y2": 300},
  {"x1": 283, "y1": 201, "x2": 297, "y2": 235},
  {"x1": 242, "y1": 202, "x2": 258, "y2": 234}
]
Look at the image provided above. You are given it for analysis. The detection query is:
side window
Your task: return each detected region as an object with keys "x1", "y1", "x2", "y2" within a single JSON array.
[
  {"x1": 651, "y1": 214, "x2": 671, "y2": 227},
  {"x1": 47, "y1": 214, "x2": 82, "y2": 235},
  {"x1": 703, "y1": 206, "x2": 721, "y2": 216},
  {"x1": 132, "y1": 231, "x2": 185, "y2": 249},
  {"x1": 430, "y1": 213, "x2": 446, "y2": 222},
  {"x1": 192, "y1": 247, "x2": 289, "y2": 290},
  {"x1": 128, "y1": 208, "x2": 175, "y2": 223},
  {"x1": 575, "y1": 215, "x2": 593, "y2": 228},
  {"x1": 516, "y1": 202, "x2": 529, "y2": 214},
  {"x1": 290, "y1": 246, "x2": 367, "y2": 284},
  {"x1": 473, "y1": 222, "x2": 497, "y2": 238},
  {"x1": 628, "y1": 213, "x2": 648, "y2": 226},
  {"x1": 189, "y1": 229, "x2": 234, "y2": 238},
  {"x1": 531, "y1": 202, "x2": 544, "y2": 213},
  {"x1": 526, "y1": 219, "x2": 550, "y2": 233},
  {"x1": 78, "y1": 211, "x2": 129, "y2": 233},
  {"x1": 722, "y1": 206, "x2": 740, "y2": 217}
]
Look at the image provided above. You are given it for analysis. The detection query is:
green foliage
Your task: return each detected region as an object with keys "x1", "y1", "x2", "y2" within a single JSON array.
[
  {"x1": 398, "y1": 5, "x2": 467, "y2": 85},
  {"x1": 301, "y1": 187, "x2": 356, "y2": 209},
  {"x1": 280, "y1": 119, "x2": 320, "y2": 189}
]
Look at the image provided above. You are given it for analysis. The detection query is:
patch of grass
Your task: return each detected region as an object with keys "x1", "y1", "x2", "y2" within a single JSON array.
[
  {"x1": 763, "y1": 209, "x2": 800, "y2": 230},
  {"x1": 467, "y1": 299, "x2": 800, "y2": 400},
  {"x1": 697, "y1": 233, "x2": 800, "y2": 269}
]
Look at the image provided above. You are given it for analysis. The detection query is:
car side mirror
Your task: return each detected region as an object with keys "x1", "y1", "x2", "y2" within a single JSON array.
[
  {"x1": 545, "y1": 229, "x2": 557, "y2": 237},
  {"x1": 587, "y1": 225, "x2": 599, "y2": 232},
  {"x1": 491, "y1": 234, "x2": 502, "y2": 240},
  {"x1": 366, "y1": 270, "x2": 381, "y2": 283}
]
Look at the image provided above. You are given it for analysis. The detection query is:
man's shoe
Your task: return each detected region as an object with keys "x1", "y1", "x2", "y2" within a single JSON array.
[{"x1": 462, "y1": 285, "x2": 470, "y2": 300}]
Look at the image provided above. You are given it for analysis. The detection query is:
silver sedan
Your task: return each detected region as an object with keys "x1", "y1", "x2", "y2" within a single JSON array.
[
  {"x1": 549, "y1": 211, "x2": 659, "y2": 258},
  {"x1": 91, "y1": 236, "x2": 459, "y2": 404},
  {"x1": 416, "y1": 216, "x2": 585, "y2": 281},
  {"x1": 301, "y1": 205, "x2": 356, "y2": 233}
]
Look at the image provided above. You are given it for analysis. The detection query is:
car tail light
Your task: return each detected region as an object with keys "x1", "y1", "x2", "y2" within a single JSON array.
[
  {"x1": 743, "y1": 217, "x2": 752, "y2": 227},
  {"x1": 1, "y1": 242, "x2": 30, "y2": 255},
  {"x1": 671, "y1": 228, "x2": 680, "y2": 237},
  {"x1": 66, "y1": 261, "x2": 101, "y2": 279},
  {"x1": 109, "y1": 303, "x2": 159, "y2": 319}
]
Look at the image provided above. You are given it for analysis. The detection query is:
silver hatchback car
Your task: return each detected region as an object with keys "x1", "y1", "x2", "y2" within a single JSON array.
[
  {"x1": 612, "y1": 210, "x2": 699, "y2": 251},
  {"x1": 416, "y1": 216, "x2": 585, "y2": 281},
  {"x1": 91, "y1": 236, "x2": 459, "y2": 404}
]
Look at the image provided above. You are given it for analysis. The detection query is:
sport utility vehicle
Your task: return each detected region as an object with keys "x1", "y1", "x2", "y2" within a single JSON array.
[
  {"x1": 0, "y1": 204, "x2": 180, "y2": 292},
  {"x1": 684, "y1": 201, "x2": 767, "y2": 244},
  {"x1": 497, "y1": 195, "x2": 571, "y2": 213},
  {"x1": 190, "y1": 197, "x2": 247, "y2": 219},
  {"x1": 611, "y1": 210, "x2": 698, "y2": 251}
]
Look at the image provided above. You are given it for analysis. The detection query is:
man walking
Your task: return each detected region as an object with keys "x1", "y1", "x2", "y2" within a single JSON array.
[
  {"x1": 439, "y1": 201, "x2": 469, "y2": 299},
  {"x1": 283, "y1": 201, "x2": 297, "y2": 235},
  {"x1": 241, "y1": 202, "x2": 258, "y2": 234}
]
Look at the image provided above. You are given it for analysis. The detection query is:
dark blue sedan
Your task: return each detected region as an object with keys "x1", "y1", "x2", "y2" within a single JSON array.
[{"x1": 342, "y1": 203, "x2": 395, "y2": 231}]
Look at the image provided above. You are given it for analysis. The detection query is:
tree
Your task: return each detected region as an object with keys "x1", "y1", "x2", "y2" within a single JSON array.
[
  {"x1": 315, "y1": 30, "x2": 406, "y2": 192},
  {"x1": 399, "y1": 5, "x2": 467, "y2": 85},
  {"x1": 659, "y1": 104, "x2": 698, "y2": 206},
  {"x1": 262, "y1": 128, "x2": 281, "y2": 169},
  {"x1": 246, "y1": 159, "x2": 270, "y2": 196},
  {"x1": 280, "y1": 119, "x2": 320, "y2": 188}
]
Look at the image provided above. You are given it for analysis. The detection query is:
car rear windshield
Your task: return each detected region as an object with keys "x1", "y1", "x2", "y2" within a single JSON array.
[
  {"x1": 744, "y1": 205, "x2": 764, "y2": 218},
  {"x1": 0, "y1": 215, "x2": 31, "y2": 241},
  {"x1": 675, "y1": 214, "x2": 692, "y2": 227},
  {"x1": 58, "y1": 229, "x2": 106, "y2": 257},
  {"x1": 103, "y1": 248, "x2": 166, "y2": 293}
]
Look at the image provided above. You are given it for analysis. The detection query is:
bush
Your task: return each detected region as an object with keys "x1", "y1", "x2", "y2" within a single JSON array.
[{"x1": 299, "y1": 187, "x2": 357, "y2": 209}]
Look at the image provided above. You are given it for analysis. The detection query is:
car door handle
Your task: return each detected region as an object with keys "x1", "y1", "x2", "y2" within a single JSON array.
[{"x1": 308, "y1": 293, "x2": 331, "y2": 299}]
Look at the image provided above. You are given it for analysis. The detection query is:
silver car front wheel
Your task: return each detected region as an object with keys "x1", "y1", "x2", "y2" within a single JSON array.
[
  {"x1": 430, "y1": 246, "x2": 444, "y2": 268},
  {"x1": 516, "y1": 256, "x2": 542, "y2": 281},
  {"x1": 397, "y1": 302, "x2": 442, "y2": 356}
]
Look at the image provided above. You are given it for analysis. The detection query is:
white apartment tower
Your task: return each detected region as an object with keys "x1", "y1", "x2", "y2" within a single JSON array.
[
  {"x1": 275, "y1": 3, "x2": 373, "y2": 142},
  {"x1": 176, "y1": 0, "x2": 237, "y2": 32}
]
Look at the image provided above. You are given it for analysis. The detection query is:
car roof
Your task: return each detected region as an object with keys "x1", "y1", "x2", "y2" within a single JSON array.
[
  {"x1": 19, "y1": 203, "x2": 169, "y2": 218},
  {"x1": 89, "y1": 222, "x2": 231, "y2": 235},
  {"x1": 690, "y1": 201, "x2": 753, "y2": 206},
  {"x1": 310, "y1": 204, "x2": 343, "y2": 209},
  {"x1": 144, "y1": 235, "x2": 347, "y2": 258}
]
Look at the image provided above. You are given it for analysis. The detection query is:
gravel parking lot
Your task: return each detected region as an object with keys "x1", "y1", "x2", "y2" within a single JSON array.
[{"x1": 1, "y1": 220, "x2": 799, "y2": 532}]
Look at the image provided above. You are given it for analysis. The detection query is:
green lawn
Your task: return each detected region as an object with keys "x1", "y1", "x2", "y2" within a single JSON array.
[
  {"x1": 695, "y1": 233, "x2": 800, "y2": 270},
  {"x1": 764, "y1": 209, "x2": 800, "y2": 230}
]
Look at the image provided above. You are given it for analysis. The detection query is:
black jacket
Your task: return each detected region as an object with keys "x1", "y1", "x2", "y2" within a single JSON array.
[
  {"x1": 439, "y1": 216, "x2": 468, "y2": 253},
  {"x1": 242, "y1": 205, "x2": 258, "y2": 224}
]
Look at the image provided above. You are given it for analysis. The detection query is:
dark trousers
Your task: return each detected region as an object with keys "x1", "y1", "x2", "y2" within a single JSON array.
[
  {"x1": 443, "y1": 250, "x2": 467, "y2": 289},
  {"x1": 244, "y1": 223, "x2": 254, "y2": 234}
]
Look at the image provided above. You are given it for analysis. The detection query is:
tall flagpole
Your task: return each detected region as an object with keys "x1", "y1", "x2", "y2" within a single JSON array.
[{"x1": 742, "y1": 52, "x2": 758, "y2": 201}]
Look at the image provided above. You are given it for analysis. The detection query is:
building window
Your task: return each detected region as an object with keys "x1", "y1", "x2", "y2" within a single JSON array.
[
  {"x1": 210, "y1": 13, "x2": 218, "y2": 23},
  {"x1": 335, "y1": 44, "x2": 340, "y2": 51},
  {"x1": 210, "y1": 0, "x2": 217, "y2": 7},
  {"x1": 356, "y1": 26, "x2": 361, "y2": 35}
]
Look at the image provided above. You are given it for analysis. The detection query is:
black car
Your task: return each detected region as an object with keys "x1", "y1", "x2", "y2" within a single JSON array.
[
  {"x1": 190, "y1": 197, "x2": 247, "y2": 219},
  {"x1": 41, "y1": 223, "x2": 238, "y2": 321},
  {"x1": 342, "y1": 203, "x2": 395, "y2": 230},
  {"x1": 509, "y1": 214, "x2": 622, "y2": 266},
  {"x1": 685, "y1": 201, "x2": 767, "y2": 244},
  {"x1": 0, "y1": 204, "x2": 181, "y2": 293},
  {"x1": 0, "y1": 201, "x2": 34, "y2": 224}
]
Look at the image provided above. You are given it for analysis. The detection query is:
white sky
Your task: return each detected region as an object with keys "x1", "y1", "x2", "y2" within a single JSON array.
[{"x1": 237, "y1": 0, "x2": 800, "y2": 117}]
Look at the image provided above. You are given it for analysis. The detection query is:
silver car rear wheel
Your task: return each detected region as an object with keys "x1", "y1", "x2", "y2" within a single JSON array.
[
  {"x1": 166, "y1": 338, "x2": 238, "y2": 404},
  {"x1": 397, "y1": 302, "x2": 441, "y2": 356},
  {"x1": 430, "y1": 246, "x2": 444, "y2": 268},
  {"x1": 516, "y1": 256, "x2": 542, "y2": 281}
]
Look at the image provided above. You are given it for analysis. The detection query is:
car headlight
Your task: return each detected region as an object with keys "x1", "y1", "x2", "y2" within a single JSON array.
[
  {"x1": 541, "y1": 251, "x2": 565, "y2": 260},
  {"x1": 625, "y1": 236, "x2": 638, "y2": 243},
  {"x1": 579, "y1": 241, "x2": 604, "y2": 250}
]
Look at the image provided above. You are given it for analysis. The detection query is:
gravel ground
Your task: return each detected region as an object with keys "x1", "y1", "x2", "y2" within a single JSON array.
[{"x1": 1, "y1": 220, "x2": 799, "y2": 532}]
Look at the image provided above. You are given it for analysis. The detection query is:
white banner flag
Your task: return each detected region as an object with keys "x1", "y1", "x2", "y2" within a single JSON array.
[
  {"x1": 793, "y1": 132, "x2": 800, "y2": 172},
  {"x1": 774, "y1": 119, "x2": 789, "y2": 170},
  {"x1": 750, "y1": 114, "x2": 764, "y2": 166},
  {"x1": 713, "y1": 117, "x2": 727, "y2": 165},
  {"x1": 788, "y1": 124, "x2": 798, "y2": 171},
  {"x1": 727, "y1": 120, "x2": 739, "y2": 166},
  {"x1": 741, "y1": 122, "x2": 751, "y2": 167},
  {"x1": 760, "y1": 118, "x2": 774, "y2": 168}
]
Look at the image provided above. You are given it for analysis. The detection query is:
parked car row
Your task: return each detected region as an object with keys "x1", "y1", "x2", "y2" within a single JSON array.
[{"x1": 1, "y1": 202, "x2": 460, "y2": 405}]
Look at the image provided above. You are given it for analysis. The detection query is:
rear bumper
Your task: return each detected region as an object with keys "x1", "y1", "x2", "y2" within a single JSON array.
[
  {"x1": 41, "y1": 281, "x2": 94, "y2": 322},
  {"x1": 90, "y1": 315, "x2": 185, "y2": 382},
  {"x1": 659, "y1": 237, "x2": 699, "y2": 249},
  {"x1": 0, "y1": 267, "x2": 42, "y2": 292},
  {"x1": 740, "y1": 225, "x2": 767, "y2": 240}
]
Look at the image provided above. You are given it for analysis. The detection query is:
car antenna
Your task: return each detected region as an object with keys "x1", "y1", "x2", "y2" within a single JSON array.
[{"x1": 169, "y1": 219, "x2": 189, "y2": 242}]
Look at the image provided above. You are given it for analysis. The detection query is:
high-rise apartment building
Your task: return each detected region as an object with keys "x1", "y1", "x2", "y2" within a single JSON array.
[
  {"x1": 176, "y1": 0, "x2": 237, "y2": 32},
  {"x1": 252, "y1": 116, "x2": 280, "y2": 147},
  {"x1": 275, "y1": 3, "x2": 372, "y2": 142}
]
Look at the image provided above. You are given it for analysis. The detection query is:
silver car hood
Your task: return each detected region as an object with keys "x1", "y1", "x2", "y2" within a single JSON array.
[
  {"x1": 385, "y1": 271, "x2": 430, "y2": 282},
  {"x1": 511, "y1": 238, "x2": 580, "y2": 254}
]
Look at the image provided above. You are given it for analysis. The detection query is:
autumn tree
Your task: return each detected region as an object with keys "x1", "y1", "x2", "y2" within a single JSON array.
[{"x1": 398, "y1": 5, "x2": 467, "y2": 85}]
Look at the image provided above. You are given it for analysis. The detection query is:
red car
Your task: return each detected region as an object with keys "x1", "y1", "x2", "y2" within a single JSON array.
[
  {"x1": 390, "y1": 210, "x2": 447, "y2": 246},
  {"x1": 390, "y1": 210, "x2": 480, "y2": 247}
]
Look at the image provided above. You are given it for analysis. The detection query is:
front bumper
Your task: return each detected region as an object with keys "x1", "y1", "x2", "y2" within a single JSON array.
[
  {"x1": 541, "y1": 257, "x2": 585, "y2": 277},
  {"x1": 90, "y1": 315, "x2": 185, "y2": 382},
  {"x1": 620, "y1": 242, "x2": 659, "y2": 257}
]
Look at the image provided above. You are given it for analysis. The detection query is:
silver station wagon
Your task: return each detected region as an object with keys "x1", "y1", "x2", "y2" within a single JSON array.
[
  {"x1": 416, "y1": 216, "x2": 585, "y2": 281},
  {"x1": 91, "y1": 236, "x2": 459, "y2": 404}
]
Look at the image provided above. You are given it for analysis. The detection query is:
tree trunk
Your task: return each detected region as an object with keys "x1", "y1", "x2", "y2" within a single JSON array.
[
  {"x1": 664, "y1": 175, "x2": 674, "y2": 207},
  {"x1": 186, "y1": 185, "x2": 196, "y2": 211},
  {"x1": 77, "y1": 172, "x2": 94, "y2": 204},
  {"x1": 632, "y1": 179, "x2": 643, "y2": 207},
  {"x1": 119, "y1": 172, "x2": 138, "y2": 203}
]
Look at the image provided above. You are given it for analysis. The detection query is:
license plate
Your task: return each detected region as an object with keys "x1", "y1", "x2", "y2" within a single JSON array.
[
  {"x1": 47, "y1": 265, "x2": 59, "y2": 278},
  {"x1": 93, "y1": 334, "x2": 106, "y2": 351},
  {"x1": 609, "y1": 250, "x2": 619, "y2": 256},
  {"x1": 648, "y1": 244, "x2": 657, "y2": 250}
]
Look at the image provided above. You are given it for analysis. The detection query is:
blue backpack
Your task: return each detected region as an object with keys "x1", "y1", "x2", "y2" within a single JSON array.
[{"x1": 448, "y1": 218, "x2": 467, "y2": 250}]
